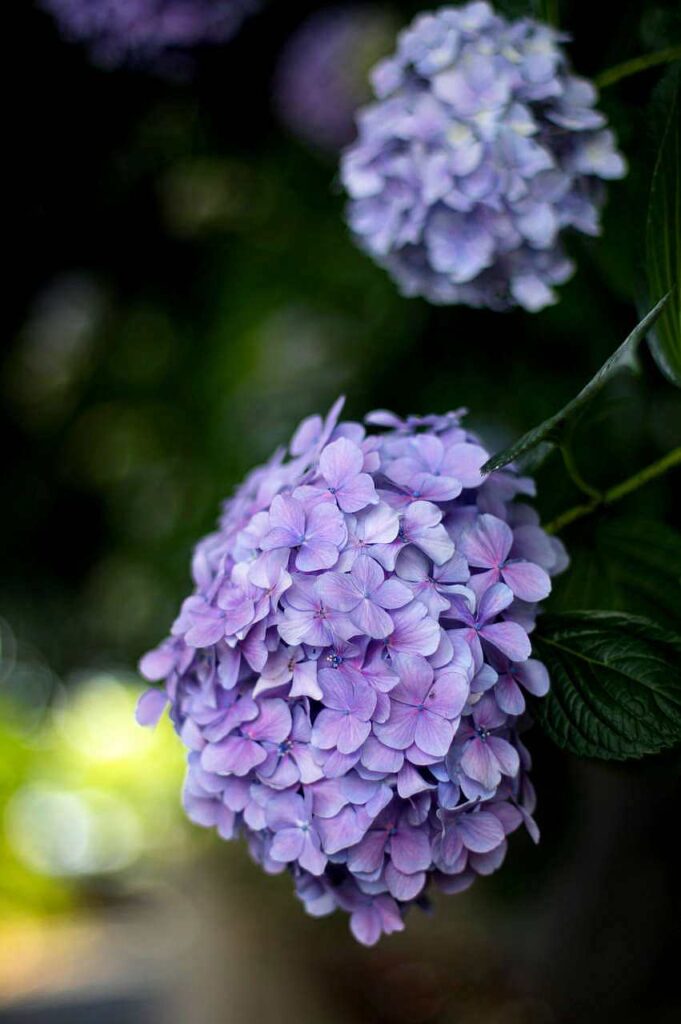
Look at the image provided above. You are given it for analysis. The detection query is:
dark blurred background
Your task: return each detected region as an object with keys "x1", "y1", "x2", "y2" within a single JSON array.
[{"x1": 2, "y1": 1, "x2": 680, "y2": 1022}]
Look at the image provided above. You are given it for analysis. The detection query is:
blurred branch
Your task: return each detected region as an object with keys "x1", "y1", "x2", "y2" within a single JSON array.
[
  {"x1": 545, "y1": 446, "x2": 681, "y2": 533},
  {"x1": 596, "y1": 46, "x2": 681, "y2": 88}
]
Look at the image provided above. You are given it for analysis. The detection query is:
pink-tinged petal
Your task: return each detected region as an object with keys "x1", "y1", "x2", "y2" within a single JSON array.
[
  {"x1": 307, "y1": 502, "x2": 348, "y2": 545},
  {"x1": 391, "y1": 604, "x2": 441, "y2": 657},
  {"x1": 478, "y1": 581, "x2": 515, "y2": 621},
  {"x1": 292, "y1": 745, "x2": 324, "y2": 784},
  {"x1": 435, "y1": 551, "x2": 470, "y2": 585},
  {"x1": 336, "y1": 715, "x2": 372, "y2": 754},
  {"x1": 318, "y1": 669, "x2": 354, "y2": 711},
  {"x1": 390, "y1": 654, "x2": 434, "y2": 704},
  {"x1": 488, "y1": 735, "x2": 520, "y2": 778},
  {"x1": 316, "y1": 571, "x2": 361, "y2": 612},
  {"x1": 277, "y1": 611, "x2": 314, "y2": 647},
  {"x1": 300, "y1": 832, "x2": 327, "y2": 876},
  {"x1": 361, "y1": 736, "x2": 405, "y2": 773},
  {"x1": 389, "y1": 825, "x2": 432, "y2": 873},
  {"x1": 310, "y1": 778, "x2": 347, "y2": 818},
  {"x1": 184, "y1": 607, "x2": 226, "y2": 648},
  {"x1": 395, "y1": 546, "x2": 429, "y2": 583},
  {"x1": 397, "y1": 762, "x2": 434, "y2": 798},
  {"x1": 250, "y1": 698, "x2": 292, "y2": 743},
  {"x1": 201, "y1": 736, "x2": 266, "y2": 776},
  {"x1": 374, "y1": 577, "x2": 413, "y2": 609},
  {"x1": 319, "y1": 437, "x2": 364, "y2": 489},
  {"x1": 458, "y1": 811, "x2": 505, "y2": 853},
  {"x1": 318, "y1": 748, "x2": 361, "y2": 778},
  {"x1": 352, "y1": 599, "x2": 394, "y2": 639},
  {"x1": 374, "y1": 701, "x2": 418, "y2": 750},
  {"x1": 442, "y1": 442, "x2": 488, "y2": 487},
  {"x1": 495, "y1": 675, "x2": 526, "y2": 715},
  {"x1": 270, "y1": 827, "x2": 305, "y2": 864},
  {"x1": 460, "y1": 738, "x2": 501, "y2": 790},
  {"x1": 317, "y1": 806, "x2": 371, "y2": 854},
  {"x1": 265, "y1": 790, "x2": 305, "y2": 829},
  {"x1": 501, "y1": 560, "x2": 551, "y2": 602},
  {"x1": 347, "y1": 828, "x2": 388, "y2": 873},
  {"x1": 469, "y1": 841, "x2": 507, "y2": 875},
  {"x1": 404, "y1": 499, "x2": 442, "y2": 531},
  {"x1": 311, "y1": 708, "x2": 343, "y2": 750},
  {"x1": 290, "y1": 660, "x2": 323, "y2": 701},
  {"x1": 468, "y1": 568, "x2": 501, "y2": 602},
  {"x1": 361, "y1": 502, "x2": 400, "y2": 544},
  {"x1": 352, "y1": 554, "x2": 384, "y2": 594},
  {"x1": 135, "y1": 688, "x2": 168, "y2": 727},
  {"x1": 290, "y1": 413, "x2": 323, "y2": 455},
  {"x1": 385, "y1": 862, "x2": 426, "y2": 901},
  {"x1": 414, "y1": 710, "x2": 456, "y2": 757},
  {"x1": 480, "y1": 621, "x2": 531, "y2": 661},
  {"x1": 139, "y1": 646, "x2": 175, "y2": 681},
  {"x1": 349, "y1": 906, "x2": 382, "y2": 947},
  {"x1": 338, "y1": 473, "x2": 379, "y2": 513},
  {"x1": 296, "y1": 540, "x2": 341, "y2": 573},
  {"x1": 518, "y1": 658, "x2": 550, "y2": 696},
  {"x1": 460, "y1": 513, "x2": 512, "y2": 568},
  {"x1": 217, "y1": 646, "x2": 241, "y2": 689},
  {"x1": 429, "y1": 668, "x2": 470, "y2": 718},
  {"x1": 417, "y1": 523, "x2": 456, "y2": 565}
]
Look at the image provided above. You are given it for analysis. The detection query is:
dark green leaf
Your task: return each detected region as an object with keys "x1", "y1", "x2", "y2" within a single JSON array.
[
  {"x1": 548, "y1": 518, "x2": 681, "y2": 630},
  {"x1": 646, "y1": 70, "x2": 681, "y2": 385},
  {"x1": 532, "y1": 611, "x2": 681, "y2": 760},
  {"x1": 482, "y1": 295, "x2": 670, "y2": 474}
]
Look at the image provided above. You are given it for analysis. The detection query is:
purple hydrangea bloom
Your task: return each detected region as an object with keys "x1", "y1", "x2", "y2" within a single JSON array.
[
  {"x1": 341, "y1": 2, "x2": 627, "y2": 311},
  {"x1": 138, "y1": 397, "x2": 565, "y2": 945},
  {"x1": 40, "y1": 0, "x2": 256, "y2": 69},
  {"x1": 273, "y1": 5, "x2": 398, "y2": 153}
]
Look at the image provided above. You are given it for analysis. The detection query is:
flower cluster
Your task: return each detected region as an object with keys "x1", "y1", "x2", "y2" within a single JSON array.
[
  {"x1": 341, "y1": 2, "x2": 626, "y2": 311},
  {"x1": 273, "y1": 5, "x2": 397, "y2": 153},
  {"x1": 40, "y1": 0, "x2": 256, "y2": 69},
  {"x1": 138, "y1": 398, "x2": 566, "y2": 945}
]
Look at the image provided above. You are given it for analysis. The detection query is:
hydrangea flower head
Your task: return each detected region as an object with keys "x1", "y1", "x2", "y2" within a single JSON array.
[
  {"x1": 273, "y1": 5, "x2": 398, "y2": 153},
  {"x1": 341, "y1": 2, "x2": 627, "y2": 311},
  {"x1": 40, "y1": 0, "x2": 257, "y2": 69},
  {"x1": 138, "y1": 398, "x2": 566, "y2": 945}
]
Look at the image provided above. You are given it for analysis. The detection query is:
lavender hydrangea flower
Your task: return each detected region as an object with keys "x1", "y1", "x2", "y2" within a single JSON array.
[
  {"x1": 40, "y1": 0, "x2": 256, "y2": 70},
  {"x1": 341, "y1": 2, "x2": 627, "y2": 311},
  {"x1": 273, "y1": 5, "x2": 398, "y2": 153},
  {"x1": 138, "y1": 397, "x2": 565, "y2": 945}
]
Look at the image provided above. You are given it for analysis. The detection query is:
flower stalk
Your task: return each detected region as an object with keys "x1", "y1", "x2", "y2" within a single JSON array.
[{"x1": 546, "y1": 446, "x2": 681, "y2": 533}]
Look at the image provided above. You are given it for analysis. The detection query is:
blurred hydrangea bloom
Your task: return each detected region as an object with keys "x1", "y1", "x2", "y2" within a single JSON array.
[
  {"x1": 341, "y1": 2, "x2": 627, "y2": 311},
  {"x1": 138, "y1": 398, "x2": 566, "y2": 945},
  {"x1": 40, "y1": 0, "x2": 256, "y2": 69},
  {"x1": 274, "y1": 5, "x2": 397, "y2": 153}
]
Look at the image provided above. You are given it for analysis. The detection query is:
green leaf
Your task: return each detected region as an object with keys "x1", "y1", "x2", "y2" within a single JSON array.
[
  {"x1": 646, "y1": 71, "x2": 681, "y2": 385},
  {"x1": 549, "y1": 518, "x2": 681, "y2": 630},
  {"x1": 482, "y1": 295, "x2": 670, "y2": 474},
  {"x1": 532, "y1": 611, "x2": 681, "y2": 760}
]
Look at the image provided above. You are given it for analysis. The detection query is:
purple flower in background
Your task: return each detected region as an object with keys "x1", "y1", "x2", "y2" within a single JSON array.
[
  {"x1": 138, "y1": 397, "x2": 564, "y2": 944},
  {"x1": 341, "y1": 2, "x2": 627, "y2": 310},
  {"x1": 39, "y1": 0, "x2": 257, "y2": 71},
  {"x1": 274, "y1": 5, "x2": 398, "y2": 153}
]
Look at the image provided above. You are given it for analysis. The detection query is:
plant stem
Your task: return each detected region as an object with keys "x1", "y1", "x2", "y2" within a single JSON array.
[
  {"x1": 560, "y1": 444, "x2": 601, "y2": 500},
  {"x1": 596, "y1": 46, "x2": 681, "y2": 89},
  {"x1": 545, "y1": 446, "x2": 681, "y2": 534}
]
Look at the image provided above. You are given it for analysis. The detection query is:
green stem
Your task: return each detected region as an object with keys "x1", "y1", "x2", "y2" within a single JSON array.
[
  {"x1": 596, "y1": 46, "x2": 681, "y2": 89},
  {"x1": 560, "y1": 444, "x2": 601, "y2": 500},
  {"x1": 545, "y1": 446, "x2": 681, "y2": 534}
]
